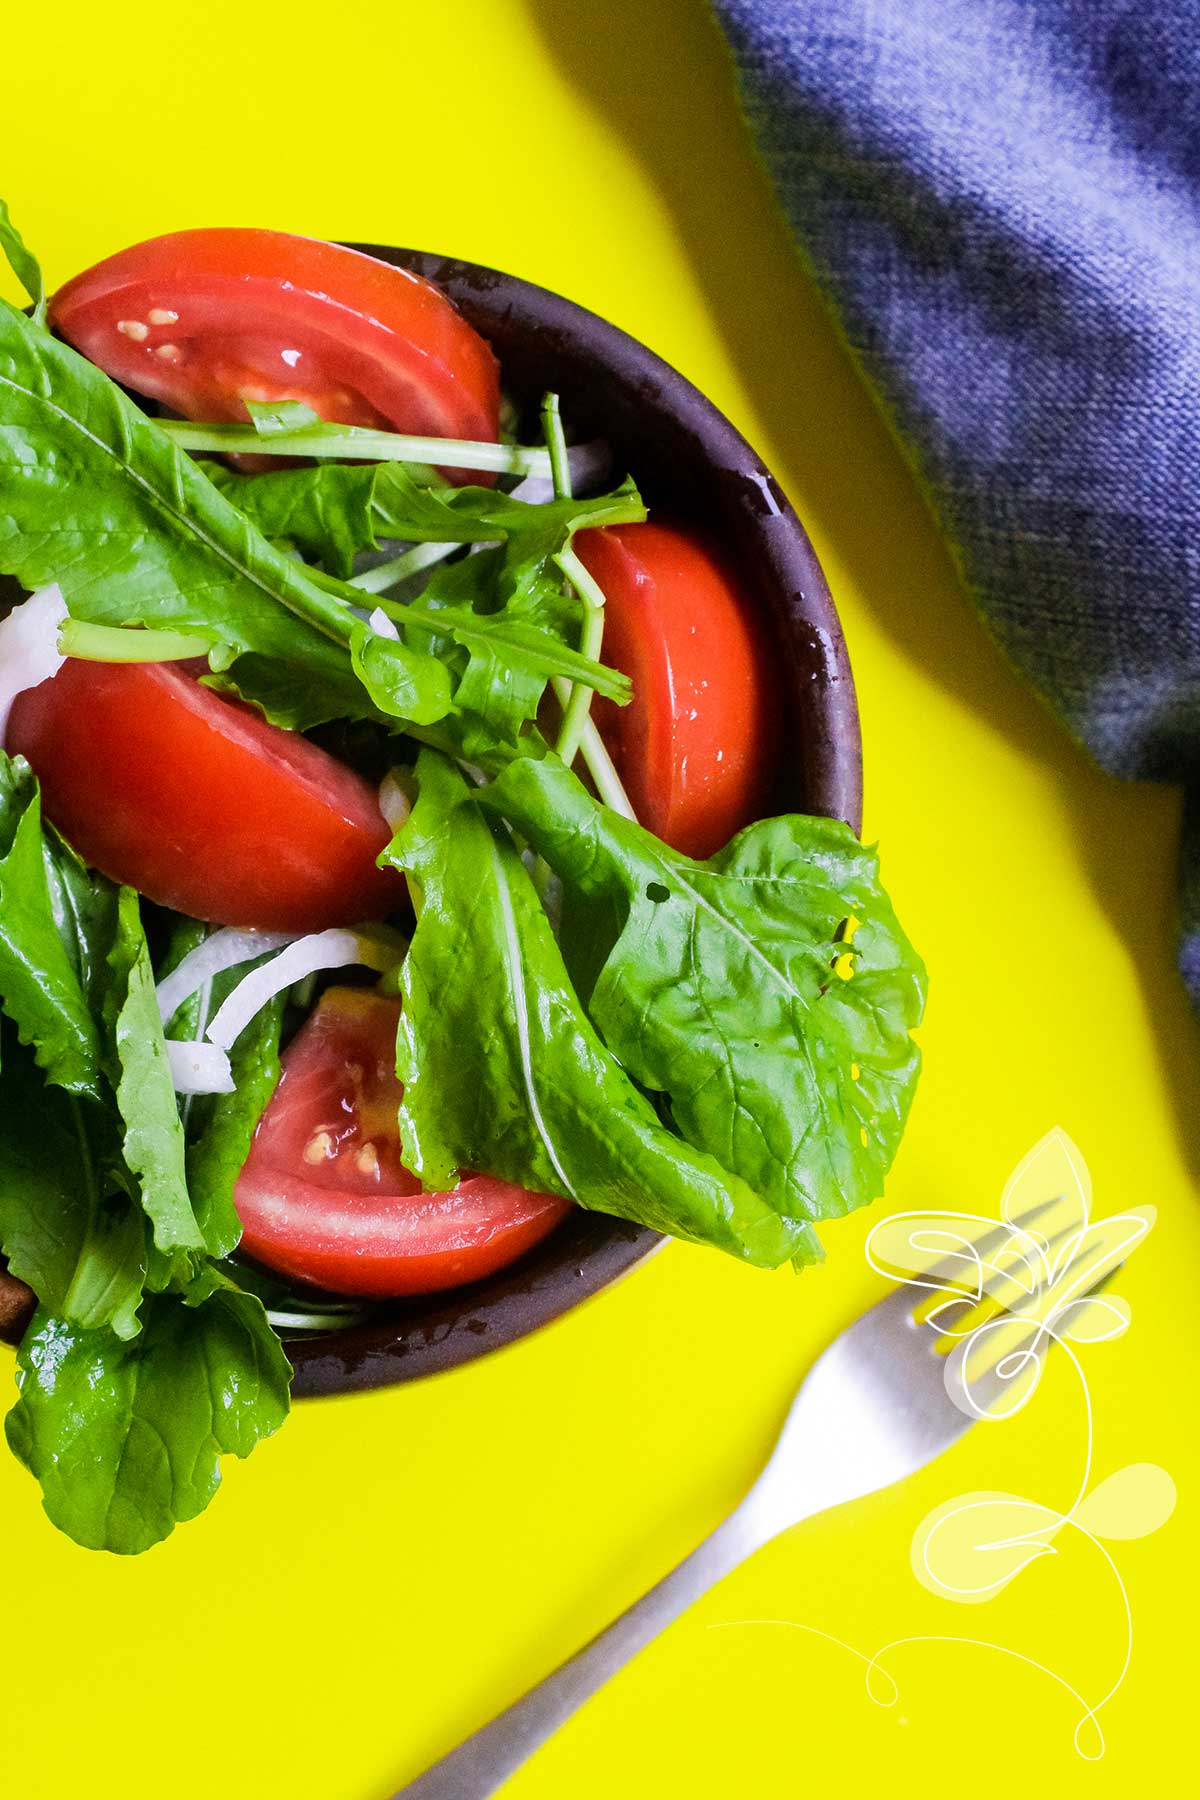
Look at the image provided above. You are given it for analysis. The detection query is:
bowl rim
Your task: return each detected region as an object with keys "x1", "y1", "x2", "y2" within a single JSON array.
[{"x1": 277, "y1": 243, "x2": 863, "y2": 1396}]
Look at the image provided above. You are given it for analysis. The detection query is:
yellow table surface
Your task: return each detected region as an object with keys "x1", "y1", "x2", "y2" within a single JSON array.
[{"x1": 3, "y1": 2, "x2": 1196, "y2": 1795}]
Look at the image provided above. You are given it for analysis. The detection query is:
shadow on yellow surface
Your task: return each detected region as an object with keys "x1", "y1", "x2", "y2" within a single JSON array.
[{"x1": 525, "y1": 0, "x2": 1200, "y2": 1177}]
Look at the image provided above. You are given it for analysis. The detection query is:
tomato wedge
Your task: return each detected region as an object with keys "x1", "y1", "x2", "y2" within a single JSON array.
[
  {"x1": 6, "y1": 659, "x2": 403, "y2": 933},
  {"x1": 235, "y1": 987, "x2": 570, "y2": 1296},
  {"x1": 576, "y1": 522, "x2": 781, "y2": 859},
  {"x1": 48, "y1": 229, "x2": 500, "y2": 479}
]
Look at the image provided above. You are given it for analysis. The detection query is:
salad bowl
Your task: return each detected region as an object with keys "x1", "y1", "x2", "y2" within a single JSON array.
[{"x1": 279, "y1": 245, "x2": 863, "y2": 1398}]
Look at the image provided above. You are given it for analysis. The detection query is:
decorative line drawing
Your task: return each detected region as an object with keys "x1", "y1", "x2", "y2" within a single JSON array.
[{"x1": 714, "y1": 1130, "x2": 1174, "y2": 1759}]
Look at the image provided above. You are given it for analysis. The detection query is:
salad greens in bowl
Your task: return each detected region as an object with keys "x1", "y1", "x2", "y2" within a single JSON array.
[{"x1": 0, "y1": 203, "x2": 926, "y2": 1554}]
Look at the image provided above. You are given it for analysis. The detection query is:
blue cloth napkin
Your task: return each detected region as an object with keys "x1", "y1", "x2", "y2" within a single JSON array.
[{"x1": 710, "y1": 0, "x2": 1200, "y2": 998}]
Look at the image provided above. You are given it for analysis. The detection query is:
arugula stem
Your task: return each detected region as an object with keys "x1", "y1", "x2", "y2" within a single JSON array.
[
  {"x1": 58, "y1": 621, "x2": 212, "y2": 663},
  {"x1": 556, "y1": 543, "x2": 608, "y2": 612},
  {"x1": 159, "y1": 420, "x2": 560, "y2": 478},
  {"x1": 524, "y1": 394, "x2": 577, "y2": 899},
  {"x1": 549, "y1": 682, "x2": 637, "y2": 818},
  {"x1": 555, "y1": 597, "x2": 604, "y2": 768},
  {"x1": 540, "y1": 393, "x2": 573, "y2": 500},
  {"x1": 530, "y1": 398, "x2": 635, "y2": 814},
  {"x1": 539, "y1": 394, "x2": 603, "y2": 773},
  {"x1": 553, "y1": 544, "x2": 611, "y2": 770},
  {"x1": 579, "y1": 715, "x2": 637, "y2": 818},
  {"x1": 349, "y1": 541, "x2": 463, "y2": 595}
]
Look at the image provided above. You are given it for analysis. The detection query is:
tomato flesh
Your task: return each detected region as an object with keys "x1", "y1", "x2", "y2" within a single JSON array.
[
  {"x1": 49, "y1": 229, "x2": 500, "y2": 481},
  {"x1": 576, "y1": 523, "x2": 781, "y2": 859},
  {"x1": 235, "y1": 987, "x2": 570, "y2": 1296},
  {"x1": 6, "y1": 659, "x2": 402, "y2": 932}
]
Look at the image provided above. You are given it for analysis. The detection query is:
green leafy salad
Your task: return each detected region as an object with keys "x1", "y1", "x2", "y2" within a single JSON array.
[{"x1": 0, "y1": 205, "x2": 926, "y2": 1552}]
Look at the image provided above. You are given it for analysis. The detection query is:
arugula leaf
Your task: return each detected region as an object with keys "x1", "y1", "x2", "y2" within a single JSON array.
[
  {"x1": 0, "y1": 198, "x2": 45, "y2": 324},
  {"x1": 103, "y1": 888, "x2": 206, "y2": 1261},
  {"x1": 347, "y1": 616, "x2": 456, "y2": 723},
  {"x1": 483, "y1": 757, "x2": 927, "y2": 1241},
  {"x1": 39, "y1": 819, "x2": 121, "y2": 1014},
  {"x1": 0, "y1": 301, "x2": 628, "y2": 751},
  {"x1": 404, "y1": 598, "x2": 628, "y2": 699},
  {"x1": 0, "y1": 752, "x2": 104, "y2": 1098},
  {"x1": 0, "y1": 772, "x2": 253, "y2": 1336},
  {"x1": 201, "y1": 448, "x2": 640, "y2": 749},
  {"x1": 244, "y1": 399, "x2": 323, "y2": 437},
  {"x1": 0, "y1": 1026, "x2": 146, "y2": 1340},
  {"x1": 404, "y1": 555, "x2": 524, "y2": 758},
  {"x1": 206, "y1": 460, "x2": 645, "y2": 579},
  {"x1": 5, "y1": 1286, "x2": 291, "y2": 1553},
  {"x1": 153, "y1": 918, "x2": 285, "y2": 1260},
  {"x1": 156, "y1": 916, "x2": 210, "y2": 1041},
  {"x1": 0, "y1": 760, "x2": 203, "y2": 1335},
  {"x1": 388, "y1": 543, "x2": 627, "y2": 762},
  {"x1": 384, "y1": 751, "x2": 812, "y2": 1267},
  {"x1": 212, "y1": 595, "x2": 613, "y2": 744},
  {"x1": 0, "y1": 300, "x2": 450, "y2": 730},
  {"x1": 185, "y1": 990, "x2": 285, "y2": 1259},
  {"x1": 423, "y1": 487, "x2": 640, "y2": 752},
  {"x1": 201, "y1": 460, "x2": 387, "y2": 580},
  {"x1": 199, "y1": 655, "x2": 364, "y2": 737}
]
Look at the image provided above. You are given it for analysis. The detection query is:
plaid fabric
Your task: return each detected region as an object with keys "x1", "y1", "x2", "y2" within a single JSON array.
[{"x1": 711, "y1": 0, "x2": 1200, "y2": 997}]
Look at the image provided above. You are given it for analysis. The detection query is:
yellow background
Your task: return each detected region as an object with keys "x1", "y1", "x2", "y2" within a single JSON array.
[{"x1": 2, "y1": 1, "x2": 1195, "y2": 1794}]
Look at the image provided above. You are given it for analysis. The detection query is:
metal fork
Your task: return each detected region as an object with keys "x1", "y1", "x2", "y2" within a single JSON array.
[{"x1": 390, "y1": 1206, "x2": 1074, "y2": 1799}]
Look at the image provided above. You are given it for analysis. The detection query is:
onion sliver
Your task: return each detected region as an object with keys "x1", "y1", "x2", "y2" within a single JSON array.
[
  {"x1": 166, "y1": 1039, "x2": 235, "y2": 1095},
  {"x1": 379, "y1": 772, "x2": 412, "y2": 833},
  {"x1": 205, "y1": 927, "x2": 406, "y2": 1052},
  {"x1": 0, "y1": 585, "x2": 67, "y2": 744},
  {"x1": 367, "y1": 606, "x2": 400, "y2": 641},
  {"x1": 505, "y1": 443, "x2": 609, "y2": 502},
  {"x1": 156, "y1": 927, "x2": 294, "y2": 1025}
]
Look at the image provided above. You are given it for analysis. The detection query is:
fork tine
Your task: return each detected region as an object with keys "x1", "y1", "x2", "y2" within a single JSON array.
[
  {"x1": 876, "y1": 1194, "x2": 1065, "y2": 1318},
  {"x1": 947, "y1": 1251, "x2": 1126, "y2": 1418},
  {"x1": 917, "y1": 1213, "x2": 1085, "y2": 1342},
  {"x1": 942, "y1": 1194, "x2": 1061, "y2": 1281}
]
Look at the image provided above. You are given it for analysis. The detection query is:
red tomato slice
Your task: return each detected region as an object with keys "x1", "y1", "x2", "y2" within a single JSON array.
[
  {"x1": 6, "y1": 659, "x2": 403, "y2": 933},
  {"x1": 48, "y1": 229, "x2": 500, "y2": 481},
  {"x1": 235, "y1": 987, "x2": 570, "y2": 1296},
  {"x1": 575, "y1": 523, "x2": 781, "y2": 859}
]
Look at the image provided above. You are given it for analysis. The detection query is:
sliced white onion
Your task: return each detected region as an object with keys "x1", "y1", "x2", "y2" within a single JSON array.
[
  {"x1": 506, "y1": 443, "x2": 612, "y2": 507},
  {"x1": 205, "y1": 927, "x2": 405, "y2": 1052},
  {"x1": 379, "y1": 771, "x2": 412, "y2": 833},
  {"x1": 367, "y1": 606, "x2": 400, "y2": 641},
  {"x1": 165, "y1": 1039, "x2": 235, "y2": 1095},
  {"x1": 0, "y1": 585, "x2": 68, "y2": 745},
  {"x1": 566, "y1": 441, "x2": 612, "y2": 493},
  {"x1": 156, "y1": 927, "x2": 294, "y2": 1025},
  {"x1": 505, "y1": 475, "x2": 555, "y2": 505}
]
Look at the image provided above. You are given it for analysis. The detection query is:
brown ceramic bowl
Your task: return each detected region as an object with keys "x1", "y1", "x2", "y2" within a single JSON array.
[
  {"x1": 0, "y1": 246, "x2": 863, "y2": 1390},
  {"x1": 281, "y1": 245, "x2": 862, "y2": 1397}
]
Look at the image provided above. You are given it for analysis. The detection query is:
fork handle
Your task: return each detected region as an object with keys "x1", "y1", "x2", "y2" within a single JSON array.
[{"x1": 388, "y1": 1496, "x2": 776, "y2": 1800}]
